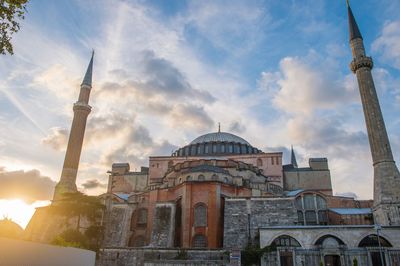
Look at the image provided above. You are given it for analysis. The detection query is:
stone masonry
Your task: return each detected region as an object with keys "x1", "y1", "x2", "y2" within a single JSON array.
[{"x1": 223, "y1": 197, "x2": 297, "y2": 249}]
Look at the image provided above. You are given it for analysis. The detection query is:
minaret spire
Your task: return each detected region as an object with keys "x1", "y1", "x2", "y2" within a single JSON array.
[
  {"x1": 291, "y1": 145, "x2": 298, "y2": 168},
  {"x1": 82, "y1": 50, "x2": 94, "y2": 87},
  {"x1": 347, "y1": 1, "x2": 363, "y2": 41},
  {"x1": 347, "y1": 4, "x2": 400, "y2": 225},
  {"x1": 53, "y1": 52, "x2": 94, "y2": 201}
]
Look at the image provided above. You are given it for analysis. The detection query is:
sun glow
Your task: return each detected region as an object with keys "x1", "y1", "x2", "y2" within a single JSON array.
[{"x1": 0, "y1": 199, "x2": 50, "y2": 229}]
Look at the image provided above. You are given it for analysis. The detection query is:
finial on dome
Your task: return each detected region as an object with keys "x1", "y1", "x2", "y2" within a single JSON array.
[{"x1": 218, "y1": 122, "x2": 221, "y2": 133}]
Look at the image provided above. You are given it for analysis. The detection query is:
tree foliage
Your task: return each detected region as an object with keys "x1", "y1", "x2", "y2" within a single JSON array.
[
  {"x1": 51, "y1": 229, "x2": 88, "y2": 249},
  {"x1": 0, "y1": 0, "x2": 29, "y2": 55},
  {"x1": 49, "y1": 192, "x2": 105, "y2": 252},
  {"x1": 0, "y1": 217, "x2": 23, "y2": 239},
  {"x1": 241, "y1": 244, "x2": 276, "y2": 266},
  {"x1": 49, "y1": 192, "x2": 105, "y2": 230}
]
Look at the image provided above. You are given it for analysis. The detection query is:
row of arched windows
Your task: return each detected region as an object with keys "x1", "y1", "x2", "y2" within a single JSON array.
[
  {"x1": 179, "y1": 174, "x2": 230, "y2": 184},
  {"x1": 173, "y1": 142, "x2": 260, "y2": 157},
  {"x1": 270, "y1": 234, "x2": 392, "y2": 248}
]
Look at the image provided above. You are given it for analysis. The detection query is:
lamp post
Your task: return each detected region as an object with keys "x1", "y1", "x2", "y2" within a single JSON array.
[{"x1": 374, "y1": 224, "x2": 385, "y2": 266}]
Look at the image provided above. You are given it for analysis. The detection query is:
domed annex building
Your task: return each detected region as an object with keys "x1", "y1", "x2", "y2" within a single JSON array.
[{"x1": 25, "y1": 3, "x2": 400, "y2": 266}]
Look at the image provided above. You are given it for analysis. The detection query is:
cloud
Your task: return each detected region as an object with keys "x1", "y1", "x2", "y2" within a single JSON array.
[
  {"x1": 169, "y1": 104, "x2": 214, "y2": 131},
  {"x1": 261, "y1": 55, "x2": 358, "y2": 115},
  {"x1": 228, "y1": 121, "x2": 246, "y2": 134},
  {"x1": 97, "y1": 51, "x2": 215, "y2": 104},
  {"x1": 81, "y1": 179, "x2": 107, "y2": 190},
  {"x1": 287, "y1": 116, "x2": 368, "y2": 154},
  {"x1": 0, "y1": 168, "x2": 56, "y2": 203},
  {"x1": 372, "y1": 20, "x2": 400, "y2": 69},
  {"x1": 41, "y1": 127, "x2": 69, "y2": 151}
]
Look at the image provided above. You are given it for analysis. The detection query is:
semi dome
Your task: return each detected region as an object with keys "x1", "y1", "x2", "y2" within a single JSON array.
[
  {"x1": 172, "y1": 131, "x2": 261, "y2": 157},
  {"x1": 190, "y1": 132, "x2": 251, "y2": 146}
]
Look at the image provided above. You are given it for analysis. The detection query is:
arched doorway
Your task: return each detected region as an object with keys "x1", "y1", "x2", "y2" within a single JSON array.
[
  {"x1": 271, "y1": 235, "x2": 301, "y2": 266},
  {"x1": 315, "y1": 235, "x2": 345, "y2": 266},
  {"x1": 359, "y1": 234, "x2": 392, "y2": 266}
]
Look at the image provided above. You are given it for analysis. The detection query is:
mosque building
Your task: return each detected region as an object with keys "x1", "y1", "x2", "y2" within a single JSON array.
[{"x1": 25, "y1": 3, "x2": 400, "y2": 266}]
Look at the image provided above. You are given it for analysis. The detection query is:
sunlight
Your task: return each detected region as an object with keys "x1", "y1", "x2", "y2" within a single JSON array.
[{"x1": 0, "y1": 199, "x2": 50, "y2": 229}]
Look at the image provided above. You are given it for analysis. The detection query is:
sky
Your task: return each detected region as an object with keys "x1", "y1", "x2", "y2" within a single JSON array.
[{"x1": 1, "y1": 0, "x2": 400, "y2": 228}]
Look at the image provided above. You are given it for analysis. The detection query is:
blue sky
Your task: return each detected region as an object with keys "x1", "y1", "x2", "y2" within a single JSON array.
[{"x1": 1, "y1": 0, "x2": 400, "y2": 207}]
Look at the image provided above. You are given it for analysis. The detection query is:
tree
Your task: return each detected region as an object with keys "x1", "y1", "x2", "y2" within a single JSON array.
[
  {"x1": 49, "y1": 192, "x2": 105, "y2": 231},
  {"x1": 0, "y1": 0, "x2": 29, "y2": 55},
  {"x1": 0, "y1": 217, "x2": 23, "y2": 239}
]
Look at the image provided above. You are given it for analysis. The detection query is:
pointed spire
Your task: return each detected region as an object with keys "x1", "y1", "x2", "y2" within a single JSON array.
[
  {"x1": 291, "y1": 145, "x2": 298, "y2": 168},
  {"x1": 347, "y1": 1, "x2": 363, "y2": 41},
  {"x1": 81, "y1": 50, "x2": 94, "y2": 87}
]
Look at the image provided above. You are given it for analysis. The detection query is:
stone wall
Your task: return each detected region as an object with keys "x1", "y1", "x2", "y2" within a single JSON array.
[
  {"x1": 103, "y1": 203, "x2": 135, "y2": 247},
  {"x1": 150, "y1": 203, "x2": 176, "y2": 247},
  {"x1": 283, "y1": 159, "x2": 332, "y2": 195},
  {"x1": 97, "y1": 248, "x2": 228, "y2": 266},
  {"x1": 223, "y1": 198, "x2": 297, "y2": 249}
]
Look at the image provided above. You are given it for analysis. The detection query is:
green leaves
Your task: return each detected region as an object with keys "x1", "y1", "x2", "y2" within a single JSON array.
[{"x1": 0, "y1": 0, "x2": 29, "y2": 55}]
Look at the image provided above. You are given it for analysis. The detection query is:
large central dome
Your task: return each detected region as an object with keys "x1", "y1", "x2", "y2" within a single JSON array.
[
  {"x1": 190, "y1": 132, "x2": 251, "y2": 146},
  {"x1": 172, "y1": 131, "x2": 261, "y2": 157}
]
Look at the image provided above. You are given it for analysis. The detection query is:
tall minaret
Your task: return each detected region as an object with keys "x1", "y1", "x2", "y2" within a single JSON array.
[
  {"x1": 53, "y1": 52, "x2": 94, "y2": 201},
  {"x1": 347, "y1": 2, "x2": 400, "y2": 225}
]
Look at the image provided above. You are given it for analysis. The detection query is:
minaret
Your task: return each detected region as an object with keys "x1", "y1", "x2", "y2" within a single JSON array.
[
  {"x1": 347, "y1": 3, "x2": 400, "y2": 225},
  {"x1": 53, "y1": 52, "x2": 94, "y2": 201}
]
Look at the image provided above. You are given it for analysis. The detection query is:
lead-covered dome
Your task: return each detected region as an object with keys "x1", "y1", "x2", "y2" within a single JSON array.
[
  {"x1": 172, "y1": 131, "x2": 261, "y2": 157},
  {"x1": 190, "y1": 132, "x2": 250, "y2": 146}
]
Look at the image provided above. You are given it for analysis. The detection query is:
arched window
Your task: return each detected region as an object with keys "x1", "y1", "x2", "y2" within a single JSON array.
[
  {"x1": 137, "y1": 208, "x2": 148, "y2": 226},
  {"x1": 359, "y1": 234, "x2": 392, "y2": 266},
  {"x1": 198, "y1": 174, "x2": 205, "y2": 181},
  {"x1": 271, "y1": 235, "x2": 301, "y2": 247},
  {"x1": 187, "y1": 175, "x2": 192, "y2": 181},
  {"x1": 257, "y1": 158, "x2": 263, "y2": 167},
  {"x1": 295, "y1": 194, "x2": 327, "y2": 225},
  {"x1": 192, "y1": 234, "x2": 207, "y2": 248},
  {"x1": 194, "y1": 203, "x2": 207, "y2": 227},
  {"x1": 224, "y1": 177, "x2": 229, "y2": 183},
  {"x1": 315, "y1": 235, "x2": 345, "y2": 248},
  {"x1": 228, "y1": 144, "x2": 233, "y2": 153},
  {"x1": 190, "y1": 145, "x2": 196, "y2": 155},
  {"x1": 358, "y1": 234, "x2": 392, "y2": 247},
  {"x1": 211, "y1": 174, "x2": 218, "y2": 181},
  {"x1": 221, "y1": 144, "x2": 225, "y2": 153}
]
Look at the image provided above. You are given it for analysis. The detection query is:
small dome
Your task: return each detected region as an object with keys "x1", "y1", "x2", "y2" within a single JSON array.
[{"x1": 190, "y1": 132, "x2": 251, "y2": 146}]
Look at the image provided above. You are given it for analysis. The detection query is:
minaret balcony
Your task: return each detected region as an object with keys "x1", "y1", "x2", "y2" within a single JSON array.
[
  {"x1": 350, "y1": 56, "x2": 373, "y2": 73},
  {"x1": 73, "y1": 102, "x2": 92, "y2": 113}
]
